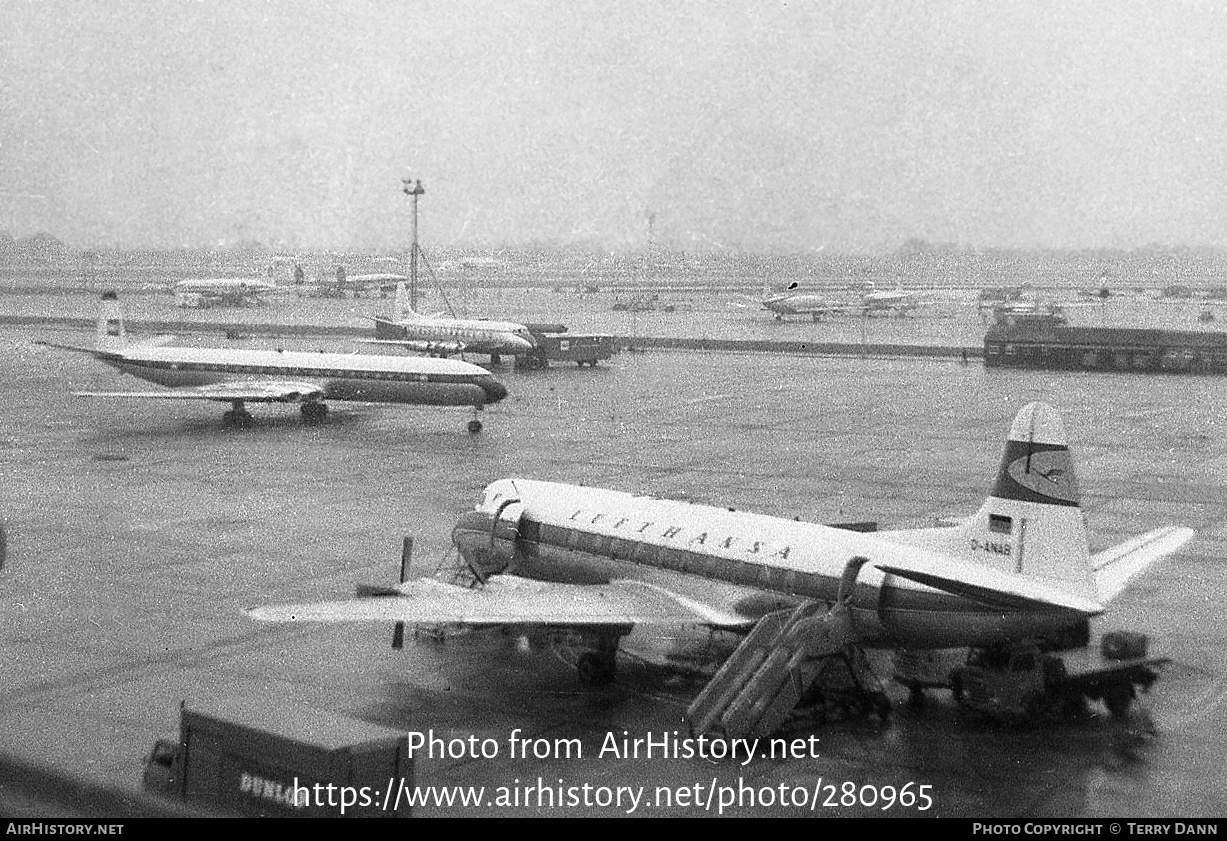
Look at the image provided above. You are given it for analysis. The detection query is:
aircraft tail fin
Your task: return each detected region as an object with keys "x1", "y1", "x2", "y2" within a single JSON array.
[
  {"x1": 884, "y1": 403, "x2": 1192, "y2": 607},
  {"x1": 952, "y1": 402, "x2": 1098, "y2": 604},
  {"x1": 96, "y1": 291, "x2": 127, "y2": 351}
]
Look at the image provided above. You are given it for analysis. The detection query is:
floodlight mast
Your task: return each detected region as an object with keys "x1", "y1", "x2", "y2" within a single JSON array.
[{"x1": 402, "y1": 178, "x2": 426, "y2": 313}]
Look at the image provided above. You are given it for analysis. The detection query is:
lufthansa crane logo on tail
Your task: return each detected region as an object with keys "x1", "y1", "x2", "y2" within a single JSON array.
[{"x1": 1005, "y1": 449, "x2": 1079, "y2": 504}]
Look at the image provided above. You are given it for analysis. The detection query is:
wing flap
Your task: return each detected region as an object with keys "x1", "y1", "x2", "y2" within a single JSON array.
[
  {"x1": 1092, "y1": 526, "x2": 1195, "y2": 603},
  {"x1": 77, "y1": 380, "x2": 324, "y2": 403},
  {"x1": 248, "y1": 576, "x2": 753, "y2": 629},
  {"x1": 355, "y1": 339, "x2": 466, "y2": 354}
]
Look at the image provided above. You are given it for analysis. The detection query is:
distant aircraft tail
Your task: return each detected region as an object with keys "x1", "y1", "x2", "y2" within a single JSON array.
[
  {"x1": 96, "y1": 291, "x2": 127, "y2": 351},
  {"x1": 394, "y1": 282, "x2": 423, "y2": 321}
]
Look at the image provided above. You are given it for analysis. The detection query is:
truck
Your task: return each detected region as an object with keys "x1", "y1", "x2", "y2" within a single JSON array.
[
  {"x1": 894, "y1": 631, "x2": 1166, "y2": 722},
  {"x1": 520, "y1": 324, "x2": 614, "y2": 369},
  {"x1": 142, "y1": 699, "x2": 414, "y2": 817}
]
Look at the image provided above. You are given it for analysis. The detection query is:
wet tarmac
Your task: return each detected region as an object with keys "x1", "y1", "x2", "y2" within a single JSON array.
[{"x1": 1, "y1": 314, "x2": 1226, "y2": 817}]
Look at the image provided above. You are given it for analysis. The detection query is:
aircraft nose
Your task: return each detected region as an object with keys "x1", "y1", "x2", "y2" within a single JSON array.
[
  {"x1": 480, "y1": 375, "x2": 508, "y2": 403},
  {"x1": 451, "y1": 510, "x2": 515, "y2": 576},
  {"x1": 452, "y1": 510, "x2": 495, "y2": 549}
]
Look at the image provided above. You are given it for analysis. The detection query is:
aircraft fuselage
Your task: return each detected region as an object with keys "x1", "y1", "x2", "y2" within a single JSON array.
[
  {"x1": 101, "y1": 346, "x2": 507, "y2": 407},
  {"x1": 452, "y1": 479, "x2": 1086, "y2": 649},
  {"x1": 374, "y1": 318, "x2": 535, "y2": 355}
]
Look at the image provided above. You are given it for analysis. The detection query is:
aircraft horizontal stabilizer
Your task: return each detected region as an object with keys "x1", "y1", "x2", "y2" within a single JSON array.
[
  {"x1": 1092, "y1": 526, "x2": 1195, "y2": 604},
  {"x1": 76, "y1": 380, "x2": 324, "y2": 403},
  {"x1": 247, "y1": 576, "x2": 755, "y2": 629},
  {"x1": 875, "y1": 556, "x2": 1105, "y2": 615}
]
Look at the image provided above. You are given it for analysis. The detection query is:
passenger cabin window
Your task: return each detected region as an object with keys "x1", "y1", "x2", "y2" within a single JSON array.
[
  {"x1": 634, "y1": 542, "x2": 660, "y2": 566},
  {"x1": 544, "y1": 524, "x2": 569, "y2": 549},
  {"x1": 734, "y1": 562, "x2": 760, "y2": 586}
]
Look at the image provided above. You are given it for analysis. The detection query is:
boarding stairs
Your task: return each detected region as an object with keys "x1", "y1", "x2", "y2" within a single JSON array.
[
  {"x1": 687, "y1": 602, "x2": 850, "y2": 739},
  {"x1": 687, "y1": 559, "x2": 889, "y2": 740}
]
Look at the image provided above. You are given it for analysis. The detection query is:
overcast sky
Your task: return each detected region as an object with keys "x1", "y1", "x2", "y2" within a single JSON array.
[{"x1": 3, "y1": 0, "x2": 1226, "y2": 252}]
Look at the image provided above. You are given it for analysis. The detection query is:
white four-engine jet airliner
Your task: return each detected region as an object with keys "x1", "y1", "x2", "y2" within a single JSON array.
[
  {"x1": 362, "y1": 282, "x2": 537, "y2": 361},
  {"x1": 249, "y1": 402, "x2": 1193, "y2": 734},
  {"x1": 37, "y1": 292, "x2": 508, "y2": 432}
]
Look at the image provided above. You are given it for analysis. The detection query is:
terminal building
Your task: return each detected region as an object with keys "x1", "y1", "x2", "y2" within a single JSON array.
[{"x1": 984, "y1": 313, "x2": 1227, "y2": 374}]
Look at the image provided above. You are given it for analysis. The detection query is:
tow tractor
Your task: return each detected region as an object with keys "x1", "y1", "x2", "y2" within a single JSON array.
[{"x1": 894, "y1": 631, "x2": 1167, "y2": 722}]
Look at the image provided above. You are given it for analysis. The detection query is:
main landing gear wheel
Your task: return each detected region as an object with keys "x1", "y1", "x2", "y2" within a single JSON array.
[
  {"x1": 1105, "y1": 685, "x2": 1135, "y2": 719},
  {"x1": 301, "y1": 402, "x2": 329, "y2": 425},
  {"x1": 222, "y1": 409, "x2": 254, "y2": 428},
  {"x1": 950, "y1": 671, "x2": 965, "y2": 704},
  {"x1": 576, "y1": 653, "x2": 617, "y2": 686},
  {"x1": 467, "y1": 419, "x2": 483, "y2": 434}
]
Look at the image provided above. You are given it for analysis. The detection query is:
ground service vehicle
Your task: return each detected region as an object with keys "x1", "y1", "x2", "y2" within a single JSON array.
[
  {"x1": 520, "y1": 327, "x2": 614, "y2": 368},
  {"x1": 142, "y1": 700, "x2": 413, "y2": 817},
  {"x1": 896, "y1": 631, "x2": 1165, "y2": 722}
]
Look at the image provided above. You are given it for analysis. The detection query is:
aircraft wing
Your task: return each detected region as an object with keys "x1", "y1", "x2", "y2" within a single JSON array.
[
  {"x1": 37, "y1": 337, "x2": 177, "y2": 354},
  {"x1": 1092, "y1": 526, "x2": 1195, "y2": 603},
  {"x1": 794, "y1": 304, "x2": 850, "y2": 316},
  {"x1": 874, "y1": 555, "x2": 1105, "y2": 614},
  {"x1": 247, "y1": 576, "x2": 755, "y2": 629},
  {"x1": 355, "y1": 338, "x2": 466, "y2": 354},
  {"x1": 76, "y1": 380, "x2": 324, "y2": 403}
]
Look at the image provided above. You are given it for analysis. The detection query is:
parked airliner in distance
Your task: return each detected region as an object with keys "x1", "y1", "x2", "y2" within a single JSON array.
[
  {"x1": 171, "y1": 277, "x2": 282, "y2": 308},
  {"x1": 439, "y1": 257, "x2": 505, "y2": 273},
  {"x1": 743, "y1": 282, "x2": 924, "y2": 321},
  {"x1": 363, "y1": 281, "x2": 537, "y2": 361},
  {"x1": 858, "y1": 282, "x2": 924, "y2": 315},
  {"x1": 308, "y1": 272, "x2": 407, "y2": 299},
  {"x1": 249, "y1": 402, "x2": 1193, "y2": 735},
  {"x1": 37, "y1": 292, "x2": 507, "y2": 432}
]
